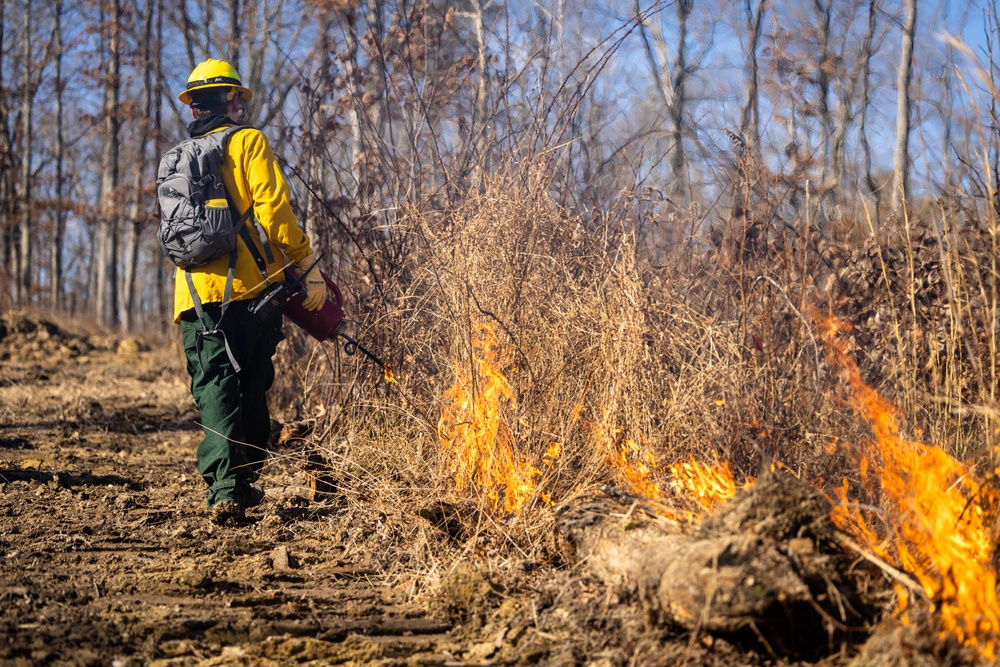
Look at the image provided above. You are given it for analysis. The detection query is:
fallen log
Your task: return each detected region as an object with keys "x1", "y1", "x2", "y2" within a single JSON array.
[{"x1": 555, "y1": 472, "x2": 886, "y2": 659}]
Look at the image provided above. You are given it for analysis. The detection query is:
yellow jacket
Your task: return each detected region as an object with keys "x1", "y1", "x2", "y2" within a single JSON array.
[{"x1": 173, "y1": 124, "x2": 312, "y2": 322}]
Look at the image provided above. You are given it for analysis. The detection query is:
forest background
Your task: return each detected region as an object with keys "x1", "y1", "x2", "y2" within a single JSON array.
[{"x1": 1, "y1": 0, "x2": 989, "y2": 329}]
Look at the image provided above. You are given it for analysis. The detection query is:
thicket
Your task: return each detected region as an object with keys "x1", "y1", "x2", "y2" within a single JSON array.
[{"x1": 269, "y1": 150, "x2": 1000, "y2": 560}]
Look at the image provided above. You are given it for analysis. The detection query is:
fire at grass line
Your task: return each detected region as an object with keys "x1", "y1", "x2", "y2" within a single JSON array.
[{"x1": 434, "y1": 313, "x2": 1000, "y2": 659}]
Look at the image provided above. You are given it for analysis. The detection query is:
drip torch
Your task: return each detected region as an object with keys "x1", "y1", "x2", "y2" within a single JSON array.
[{"x1": 250, "y1": 262, "x2": 394, "y2": 382}]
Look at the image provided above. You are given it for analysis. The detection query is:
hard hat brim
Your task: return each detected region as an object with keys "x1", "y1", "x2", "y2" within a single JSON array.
[{"x1": 178, "y1": 83, "x2": 253, "y2": 105}]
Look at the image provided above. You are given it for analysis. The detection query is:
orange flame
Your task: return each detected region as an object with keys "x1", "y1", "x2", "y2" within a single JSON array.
[
  {"x1": 596, "y1": 419, "x2": 745, "y2": 522},
  {"x1": 383, "y1": 365, "x2": 397, "y2": 384},
  {"x1": 668, "y1": 458, "x2": 747, "y2": 512},
  {"x1": 818, "y1": 312, "x2": 1000, "y2": 658},
  {"x1": 609, "y1": 438, "x2": 663, "y2": 500},
  {"x1": 438, "y1": 322, "x2": 541, "y2": 513},
  {"x1": 591, "y1": 417, "x2": 663, "y2": 500}
]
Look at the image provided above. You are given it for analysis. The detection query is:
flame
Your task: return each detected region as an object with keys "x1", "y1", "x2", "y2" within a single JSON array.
[
  {"x1": 610, "y1": 438, "x2": 663, "y2": 500},
  {"x1": 543, "y1": 442, "x2": 561, "y2": 467},
  {"x1": 383, "y1": 365, "x2": 397, "y2": 384},
  {"x1": 668, "y1": 458, "x2": 747, "y2": 512},
  {"x1": 591, "y1": 411, "x2": 750, "y2": 519},
  {"x1": 437, "y1": 322, "x2": 541, "y2": 513},
  {"x1": 591, "y1": 420, "x2": 663, "y2": 500},
  {"x1": 818, "y1": 312, "x2": 1000, "y2": 658}
]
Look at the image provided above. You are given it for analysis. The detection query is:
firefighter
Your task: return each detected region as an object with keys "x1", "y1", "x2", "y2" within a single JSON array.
[{"x1": 172, "y1": 58, "x2": 326, "y2": 525}]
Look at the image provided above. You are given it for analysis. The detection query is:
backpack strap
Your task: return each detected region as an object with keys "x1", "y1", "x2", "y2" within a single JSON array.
[
  {"x1": 219, "y1": 126, "x2": 275, "y2": 274},
  {"x1": 186, "y1": 247, "x2": 242, "y2": 374},
  {"x1": 230, "y1": 198, "x2": 272, "y2": 279},
  {"x1": 184, "y1": 208, "x2": 258, "y2": 375},
  {"x1": 241, "y1": 212, "x2": 275, "y2": 266}
]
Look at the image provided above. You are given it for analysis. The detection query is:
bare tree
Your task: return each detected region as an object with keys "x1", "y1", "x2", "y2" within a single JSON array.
[
  {"x1": 121, "y1": 0, "x2": 156, "y2": 332},
  {"x1": 0, "y1": 0, "x2": 4, "y2": 233},
  {"x1": 812, "y1": 0, "x2": 832, "y2": 183},
  {"x1": 818, "y1": 0, "x2": 886, "y2": 201},
  {"x1": 455, "y1": 0, "x2": 491, "y2": 187},
  {"x1": 96, "y1": 0, "x2": 123, "y2": 326},
  {"x1": 302, "y1": 16, "x2": 335, "y2": 245},
  {"x1": 893, "y1": 0, "x2": 917, "y2": 210},
  {"x1": 636, "y1": 0, "x2": 702, "y2": 201},
  {"x1": 228, "y1": 0, "x2": 240, "y2": 71},
  {"x1": 17, "y1": 0, "x2": 32, "y2": 304},
  {"x1": 738, "y1": 0, "x2": 767, "y2": 159},
  {"x1": 0, "y1": 0, "x2": 11, "y2": 293},
  {"x1": 341, "y1": 5, "x2": 364, "y2": 188},
  {"x1": 858, "y1": 0, "x2": 880, "y2": 210},
  {"x1": 51, "y1": 0, "x2": 66, "y2": 310},
  {"x1": 176, "y1": 0, "x2": 197, "y2": 72}
]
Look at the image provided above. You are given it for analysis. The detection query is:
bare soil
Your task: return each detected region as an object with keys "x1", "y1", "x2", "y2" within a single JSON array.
[
  {"x1": 0, "y1": 314, "x2": 463, "y2": 666},
  {"x1": 0, "y1": 313, "x2": 965, "y2": 666}
]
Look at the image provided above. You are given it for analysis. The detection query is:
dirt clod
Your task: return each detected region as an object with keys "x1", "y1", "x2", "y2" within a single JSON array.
[{"x1": 438, "y1": 562, "x2": 495, "y2": 628}]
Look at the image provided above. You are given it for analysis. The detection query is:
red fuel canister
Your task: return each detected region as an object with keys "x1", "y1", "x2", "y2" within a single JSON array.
[{"x1": 282, "y1": 270, "x2": 345, "y2": 342}]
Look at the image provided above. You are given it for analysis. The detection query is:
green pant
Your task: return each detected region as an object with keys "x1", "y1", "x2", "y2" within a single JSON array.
[{"x1": 181, "y1": 302, "x2": 283, "y2": 506}]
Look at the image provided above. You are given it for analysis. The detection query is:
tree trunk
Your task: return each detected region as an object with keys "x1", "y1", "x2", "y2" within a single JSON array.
[
  {"x1": 636, "y1": 0, "x2": 692, "y2": 202},
  {"x1": 51, "y1": 0, "x2": 66, "y2": 311},
  {"x1": 858, "y1": 0, "x2": 879, "y2": 217},
  {"x1": 364, "y1": 0, "x2": 386, "y2": 143},
  {"x1": 738, "y1": 0, "x2": 766, "y2": 160},
  {"x1": 342, "y1": 6, "x2": 363, "y2": 192},
  {"x1": 228, "y1": 0, "x2": 240, "y2": 71},
  {"x1": 153, "y1": 0, "x2": 168, "y2": 330},
  {"x1": 244, "y1": 0, "x2": 265, "y2": 123},
  {"x1": 178, "y1": 0, "x2": 197, "y2": 73},
  {"x1": 201, "y1": 0, "x2": 214, "y2": 57},
  {"x1": 831, "y1": 0, "x2": 878, "y2": 197},
  {"x1": 18, "y1": 0, "x2": 32, "y2": 305},
  {"x1": 0, "y1": 0, "x2": 18, "y2": 305},
  {"x1": 97, "y1": 0, "x2": 122, "y2": 327},
  {"x1": 457, "y1": 0, "x2": 489, "y2": 189},
  {"x1": 0, "y1": 0, "x2": 9, "y2": 292},
  {"x1": 893, "y1": 0, "x2": 917, "y2": 211},
  {"x1": 812, "y1": 0, "x2": 832, "y2": 185},
  {"x1": 667, "y1": 0, "x2": 691, "y2": 201},
  {"x1": 346, "y1": 0, "x2": 386, "y2": 208},
  {"x1": 121, "y1": 0, "x2": 155, "y2": 332},
  {"x1": 304, "y1": 16, "x2": 333, "y2": 247}
]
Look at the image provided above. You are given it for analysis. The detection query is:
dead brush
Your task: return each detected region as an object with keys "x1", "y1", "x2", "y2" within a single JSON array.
[
  {"x1": 273, "y1": 171, "x2": 834, "y2": 553},
  {"x1": 265, "y1": 165, "x2": 1000, "y2": 622},
  {"x1": 368, "y1": 168, "x2": 843, "y2": 550}
]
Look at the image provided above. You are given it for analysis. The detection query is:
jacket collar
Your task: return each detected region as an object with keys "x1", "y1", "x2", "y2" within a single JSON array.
[{"x1": 187, "y1": 114, "x2": 239, "y2": 138}]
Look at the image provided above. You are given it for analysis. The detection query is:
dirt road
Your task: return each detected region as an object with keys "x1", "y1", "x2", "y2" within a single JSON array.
[
  {"x1": 0, "y1": 314, "x2": 471, "y2": 666},
  {"x1": 0, "y1": 315, "x2": 680, "y2": 667}
]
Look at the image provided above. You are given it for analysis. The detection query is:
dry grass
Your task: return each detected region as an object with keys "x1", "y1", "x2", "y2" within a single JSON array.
[{"x1": 269, "y1": 164, "x2": 1000, "y2": 576}]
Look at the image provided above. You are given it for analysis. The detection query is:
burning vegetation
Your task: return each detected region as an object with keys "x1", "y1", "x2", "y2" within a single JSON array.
[
  {"x1": 6, "y1": 170, "x2": 1000, "y2": 665},
  {"x1": 371, "y1": 170, "x2": 1000, "y2": 665},
  {"x1": 437, "y1": 321, "x2": 542, "y2": 514},
  {"x1": 431, "y1": 304, "x2": 1000, "y2": 660},
  {"x1": 819, "y1": 313, "x2": 1000, "y2": 659}
]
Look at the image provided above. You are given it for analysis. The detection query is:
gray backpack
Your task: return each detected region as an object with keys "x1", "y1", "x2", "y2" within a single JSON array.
[
  {"x1": 157, "y1": 125, "x2": 273, "y2": 373},
  {"x1": 156, "y1": 126, "x2": 250, "y2": 268}
]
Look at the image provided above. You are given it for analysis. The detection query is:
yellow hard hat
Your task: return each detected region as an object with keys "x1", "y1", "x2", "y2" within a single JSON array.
[{"x1": 178, "y1": 58, "x2": 253, "y2": 105}]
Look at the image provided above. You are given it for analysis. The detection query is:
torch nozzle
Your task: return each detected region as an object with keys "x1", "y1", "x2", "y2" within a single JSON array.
[{"x1": 340, "y1": 333, "x2": 395, "y2": 384}]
